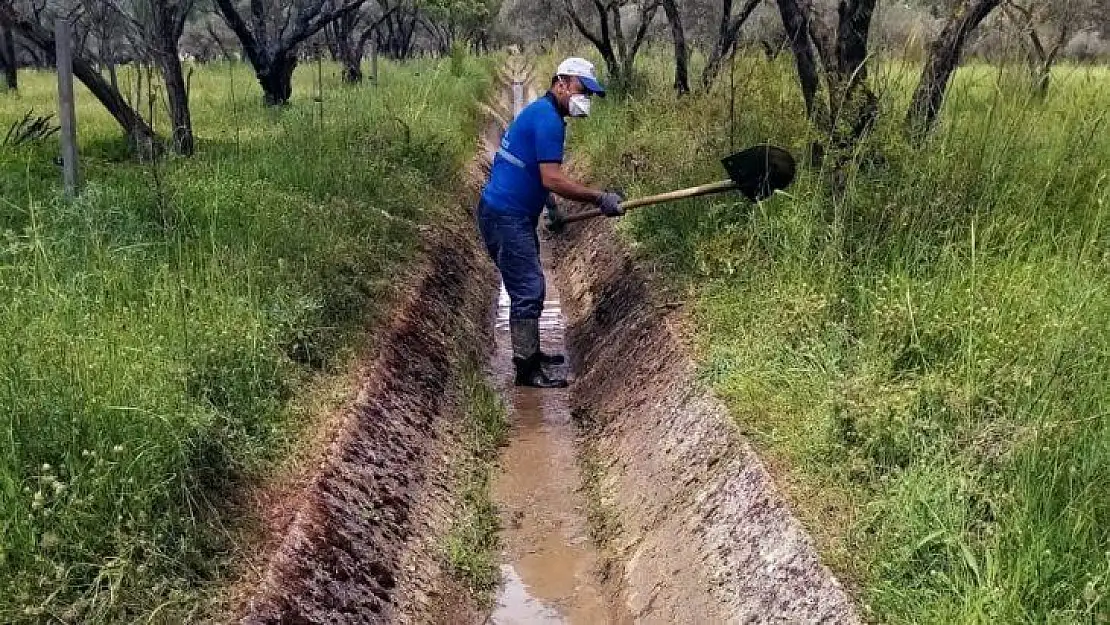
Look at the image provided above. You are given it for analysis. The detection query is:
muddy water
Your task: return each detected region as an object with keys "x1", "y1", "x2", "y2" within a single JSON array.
[{"x1": 486, "y1": 247, "x2": 624, "y2": 625}]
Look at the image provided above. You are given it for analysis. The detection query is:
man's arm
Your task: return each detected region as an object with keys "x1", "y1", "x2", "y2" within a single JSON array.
[{"x1": 540, "y1": 163, "x2": 603, "y2": 205}]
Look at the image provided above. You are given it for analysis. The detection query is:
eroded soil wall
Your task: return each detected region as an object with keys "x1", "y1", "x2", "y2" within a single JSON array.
[
  {"x1": 239, "y1": 217, "x2": 497, "y2": 624},
  {"x1": 551, "y1": 220, "x2": 862, "y2": 624}
]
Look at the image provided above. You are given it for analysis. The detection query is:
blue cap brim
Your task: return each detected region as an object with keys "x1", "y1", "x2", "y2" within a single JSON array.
[{"x1": 580, "y1": 76, "x2": 606, "y2": 97}]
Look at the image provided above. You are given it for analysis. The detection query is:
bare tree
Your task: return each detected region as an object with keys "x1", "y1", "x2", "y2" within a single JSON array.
[
  {"x1": 768, "y1": 0, "x2": 880, "y2": 191},
  {"x1": 660, "y1": 0, "x2": 689, "y2": 94},
  {"x1": 213, "y1": 0, "x2": 366, "y2": 105},
  {"x1": 87, "y1": 0, "x2": 196, "y2": 154},
  {"x1": 1004, "y1": 0, "x2": 1074, "y2": 97},
  {"x1": 199, "y1": 16, "x2": 236, "y2": 60},
  {"x1": 376, "y1": 0, "x2": 419, "y2": 58},
  {"x1": 701, "y1": 0, "x2": 761, "y2": 89},
  {"x1": 774, "y1": 0, "x2": 823, "y2": 122},
  {"x1": 326, "y1": 3, "x2": 395, "y2": 81},
  {"x1": 144, "y1": 0, "x2": 195, "y2": 154},
  {"x1": 906, "y1": 0, "x2": 1001, "y2": 136},
  {"x1": 562, "y1": 0, "x2": 661, "y2": 90},
  {"x1": 0, "y1": 0, "x2": 159, "y2": 153},
  {"x1": 78, "y1": 0, "x2": 129, "y2": 91}
]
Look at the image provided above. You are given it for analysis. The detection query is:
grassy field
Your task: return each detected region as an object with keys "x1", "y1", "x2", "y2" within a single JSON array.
[
  {"x1": 0, "y1": 58, "x2": 490, "y2": 622},
  {"x1": 571, "y1": 53, "x2": 1110, "y2": 624}
]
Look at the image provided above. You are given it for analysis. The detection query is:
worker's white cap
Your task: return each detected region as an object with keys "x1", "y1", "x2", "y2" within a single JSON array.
[{"x1": 555, "y1": 57, "x2": 606, "y2": 97}]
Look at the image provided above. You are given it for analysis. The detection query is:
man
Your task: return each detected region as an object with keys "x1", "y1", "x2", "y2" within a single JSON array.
[{"x1": 478, "y1": 57, "x2": 624, "y2": 388}]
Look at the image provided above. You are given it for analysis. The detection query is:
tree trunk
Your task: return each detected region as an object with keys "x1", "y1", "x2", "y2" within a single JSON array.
[
  {"x1": 0, "y1": 23, "x2": 15, "y2": 90},
  {"x1": 660, "y1": 0, "x2": 689, "y2": 94},
  {"x1": 906, "y1": 0, "x2": 1001, "y2": 137},
  {"x1": 149, "y1": 1, "x2": 195, "y2": 156},
  {"x1": 775, "y1": 0, "x2": 824, "y2": 123},
  {"x1": 829, "y1": 0, "x2": 879, "y2": 147},
  {"x1": 258, "y1": 53, "x2": 297, "y2": 105},
  {"x1": 342, "y1": 58, "x2": 362, "y2": 83},
  {"x1": 157, "y1": 50, "x2": 193, "y2": 155},
  {"x1": 81, "y1": 55, "x2": 160, "y2": 155},
  {"x1": 333, "y1": 33, "x2": 362, "y2": 83}
]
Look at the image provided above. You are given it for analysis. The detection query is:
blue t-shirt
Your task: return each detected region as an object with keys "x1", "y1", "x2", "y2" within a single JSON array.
[{"x1": 480, "y1": 93, "x2": 565, "y2": 217}]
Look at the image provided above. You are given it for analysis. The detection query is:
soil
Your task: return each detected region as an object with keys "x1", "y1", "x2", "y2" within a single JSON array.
[
  {"x1": 234, "y1": 188, "x2": 498, "y2": 624},
  {"x1": 549, "y1": 217, "x2": 862, "y2": 623}
]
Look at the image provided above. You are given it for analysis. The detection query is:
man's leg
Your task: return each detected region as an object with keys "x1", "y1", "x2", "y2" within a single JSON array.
[
  {"x1": 527, "y1": 214, "x2": 565, "y2": 366},
  {"x1": 495, "y1": 213, "x2": 567, "y2": 388}
]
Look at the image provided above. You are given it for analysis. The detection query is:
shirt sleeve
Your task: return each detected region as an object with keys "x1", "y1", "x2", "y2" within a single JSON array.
[{"x1": 534, "y1": 112, "x2": 566, "y2": 164}]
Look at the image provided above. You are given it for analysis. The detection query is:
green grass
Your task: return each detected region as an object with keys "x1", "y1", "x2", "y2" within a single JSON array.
[
  {"x1": 570, "y1": 52, "x2": 1110, "y2": 624},
  {"x1": 0, "y1": 57, "x2": 491, "y2": 622},
  {"x1": 443, "y1": 368, "x2": 508, "y2": 601}
]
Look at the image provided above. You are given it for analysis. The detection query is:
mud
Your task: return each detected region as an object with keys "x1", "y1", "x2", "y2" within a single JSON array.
[
  {"x1": 487, "y1": 277, "x2": 624, "y2": 625},
  {"x1": 237, "y1": 208, "x2": 498, "y2": 622},
  {"x1": 549, "y1": 218, "x2": 862, "y2": 623}
]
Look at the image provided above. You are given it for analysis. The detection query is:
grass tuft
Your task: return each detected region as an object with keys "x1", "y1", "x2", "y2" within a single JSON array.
[{"x1": 443, "y1": 368, "x2": 508, "y2": 601}]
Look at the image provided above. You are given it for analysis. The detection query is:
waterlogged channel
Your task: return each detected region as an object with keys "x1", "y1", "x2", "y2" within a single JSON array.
[{"x1": 485, "y1": 250, "x2": 624, "y2": 625}]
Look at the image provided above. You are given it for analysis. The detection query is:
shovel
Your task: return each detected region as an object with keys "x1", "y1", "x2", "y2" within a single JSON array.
[{"x1": 548, "y1": 144, "x2": 797, "y2": 228}]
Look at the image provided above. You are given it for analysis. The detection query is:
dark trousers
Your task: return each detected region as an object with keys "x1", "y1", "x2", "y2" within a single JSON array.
[{"x1": 477, "y1": 200, "x2": 545, "y2": 320}]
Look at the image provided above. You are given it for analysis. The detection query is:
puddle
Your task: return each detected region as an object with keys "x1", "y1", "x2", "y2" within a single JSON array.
[{"x1": 486, "y1": 248, "x2": 624, "y2": 625}]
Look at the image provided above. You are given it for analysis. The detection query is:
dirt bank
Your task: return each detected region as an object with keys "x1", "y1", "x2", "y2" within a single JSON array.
[
  {"x1": 550, "y1": 219, "x2": 861, "y2": 623},
  {"x1": 237, "y1": 213, "x2": 498, "y2": 623}
]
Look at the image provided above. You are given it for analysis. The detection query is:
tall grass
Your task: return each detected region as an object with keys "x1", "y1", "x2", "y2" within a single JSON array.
[
  {"x1": 572, "y1": 52, "x2": 1110, "y2": 624},
  {"x1": 0, "y1": 57, "x2": 491, "y2": 622}
]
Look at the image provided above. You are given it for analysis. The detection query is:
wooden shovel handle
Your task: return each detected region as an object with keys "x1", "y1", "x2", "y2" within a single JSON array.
[{"x1": 557, "y1": 180, "x2": 737, "y2": 225}]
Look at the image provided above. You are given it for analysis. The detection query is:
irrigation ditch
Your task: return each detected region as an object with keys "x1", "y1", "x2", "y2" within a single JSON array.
[{"x1": 235, "y1": 56, "x2": 861, "y2": 624}]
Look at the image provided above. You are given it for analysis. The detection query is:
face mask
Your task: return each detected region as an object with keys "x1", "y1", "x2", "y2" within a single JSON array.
[
  {"x1": 568, "y1": 93, "x2": 591, "y2": 117},
  {"x1": 559, "y1": 78, "x2": 592, "y2": 118}
]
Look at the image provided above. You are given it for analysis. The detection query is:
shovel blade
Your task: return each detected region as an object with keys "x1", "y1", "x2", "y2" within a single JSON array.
[{"x1": 722, "y1": 145, "x2": 797, "y2": 202}]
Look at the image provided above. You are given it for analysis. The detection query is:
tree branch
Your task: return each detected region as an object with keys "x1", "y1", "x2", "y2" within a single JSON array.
[
  {"x1": 627, "y1": 0, "x2": 660, "y2": 64},
  {"x1": 562, "y1": 0, "x2": 606, "y2": 52},
  {"x1": 214, "y1": 0, "x2": 265, "y2": 68}
]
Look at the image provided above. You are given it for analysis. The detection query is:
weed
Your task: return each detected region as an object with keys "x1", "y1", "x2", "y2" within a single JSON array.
[{"x1": 443, "y1": 368, "x2": 508, "y2": 601}]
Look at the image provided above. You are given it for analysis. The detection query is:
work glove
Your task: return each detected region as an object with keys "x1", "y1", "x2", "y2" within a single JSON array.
[{"x1": 597, "y1": 190, "x2": 625, "y2": 217}]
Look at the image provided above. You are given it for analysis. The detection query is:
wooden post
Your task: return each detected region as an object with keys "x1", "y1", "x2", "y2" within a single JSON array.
[
  {"x1": 55, "y1": 19, "x2": 78, "y2": 198},
  {"x1": 511, "y1": 80, "x2": 524, "y2": 116},
  {"x1": 315, "y1": 48, "x2": 324, "y2": 127},
  {"x1": 370, "y1": 45, "x2": 379, "y2": 83}
]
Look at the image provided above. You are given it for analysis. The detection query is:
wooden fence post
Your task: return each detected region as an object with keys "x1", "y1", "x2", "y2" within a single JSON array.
[{"x1": 55, "y1": 19, "x2": 78, "y2": 198}]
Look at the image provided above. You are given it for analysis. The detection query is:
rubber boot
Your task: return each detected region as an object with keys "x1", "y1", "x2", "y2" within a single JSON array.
[{"x1": 510, "y1": 319, "x2": 567, "y2": 388}]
